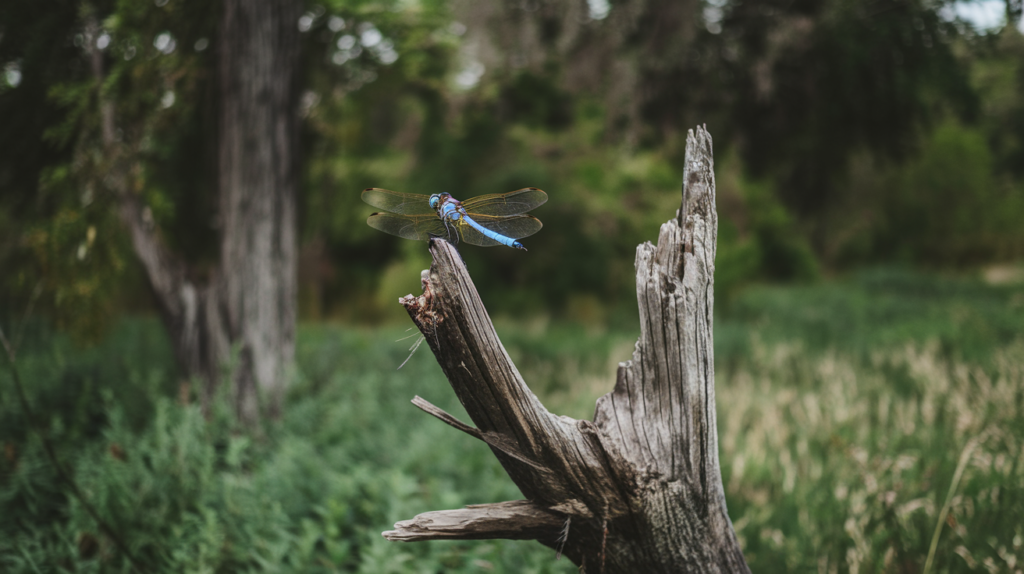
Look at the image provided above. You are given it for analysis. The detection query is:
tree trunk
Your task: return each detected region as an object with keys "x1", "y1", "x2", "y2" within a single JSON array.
[
  {"x1": 97, "y1": 0, "x2": 301, "y2": 422},
  {"x1": 215, "y1": 0, "x2": 301, "y2": 420},
  {"x1": 384, "y1": 127, "x2": 749, "y2": 572}
]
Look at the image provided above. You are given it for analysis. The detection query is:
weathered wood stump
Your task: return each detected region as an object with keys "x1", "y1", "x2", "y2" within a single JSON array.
[{"x1": 384, "y1": 126, "x2": 749, "y2": 573}]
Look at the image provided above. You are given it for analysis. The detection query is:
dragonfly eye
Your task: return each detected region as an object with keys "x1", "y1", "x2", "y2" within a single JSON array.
[{"x1": 429, "y1": 194, "x2": 440, "y2": 209}]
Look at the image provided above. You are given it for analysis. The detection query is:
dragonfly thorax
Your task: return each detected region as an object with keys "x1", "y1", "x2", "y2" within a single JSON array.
[{"x1": 439, "y1": 202, "x2": 462, "y2": 221}]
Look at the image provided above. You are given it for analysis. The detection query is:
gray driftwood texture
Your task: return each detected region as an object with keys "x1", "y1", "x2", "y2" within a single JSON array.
[{"x1": 385, "y1": 126, "x2": 749, "y2": 573}]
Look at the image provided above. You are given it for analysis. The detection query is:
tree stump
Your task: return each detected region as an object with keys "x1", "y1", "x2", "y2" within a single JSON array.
[{"x1": 384, "y1": 126, "x2": 749, "y2": 573}]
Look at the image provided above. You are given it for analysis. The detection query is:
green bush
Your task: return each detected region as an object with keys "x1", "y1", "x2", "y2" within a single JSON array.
[
  {"x1": 1, "y1": 321, "x2": 576, "y2": 574},
  {"x1": 881, "y1": 121, "x2": 1024, "y2": 265}
]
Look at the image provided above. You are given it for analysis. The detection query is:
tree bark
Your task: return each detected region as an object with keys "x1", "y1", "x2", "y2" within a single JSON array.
[
  {"x1": 93, "y1": 0, "x2": 301, "y2": 422},
  {"x1": 385, "y1": 126, "x2": 749, "y2": 572},
  {"x1": 215, "y1": 0, "x2": 301, "y2": 420}
]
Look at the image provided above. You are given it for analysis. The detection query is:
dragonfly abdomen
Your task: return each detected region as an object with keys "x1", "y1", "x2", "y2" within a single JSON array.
[{"x1": 462, "y1": 215, "x2": 526, "y2": 250}]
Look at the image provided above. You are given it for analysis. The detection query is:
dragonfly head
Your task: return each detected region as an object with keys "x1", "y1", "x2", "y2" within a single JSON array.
[{"x1": 429, "y1": 194, "x2": 441, "y2": 210}]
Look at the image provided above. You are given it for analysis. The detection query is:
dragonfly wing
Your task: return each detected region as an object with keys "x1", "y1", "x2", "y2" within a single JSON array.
[
  {"x1": 367, "y1": 213, "x2": 446, "y2": 241},
  {"x1": 457, "y1": 225, "x2": 503, "y2": 247},
  {"x1": 461, "y1": 187, "x2": 548, "y2": 216},
  {"x1": 362, "y1": 188, "x2": 435, "y2": 215},
  {"x1": 463, "y1": 214, "x2": 543, "y2": 240}
]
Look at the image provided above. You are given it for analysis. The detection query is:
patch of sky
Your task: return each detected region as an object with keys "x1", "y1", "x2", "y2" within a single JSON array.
[
  {"x1": 333, "y1": 41, "x2": 363, "y2": 66},
  {"x1": 360, "y1": 26, "x2": 383, "y2": 48},
  {"x1": 373, "y1": 39, "x2": 399, "y2": 65},
  {"x1": 448, "y1": 21, "x2": 467, "y2": 36},
  {"x1": 299, "y1": 90, "x2": 320, "y2": 117},
  {"x1": 699, "y1": 0, "x2": 1020, "y2": 36},
  {"x1": 704, "y1": 0, "x2": 726, "y2": 34},
  {"x1": 4, "y1": 61, "x2": 21, "y2": 88},
  {"x1": 337, "y1": 34, "x2": 357, "y2": 51},
  {"x1": 455, "y1": 61, "x2": 484, "y2": 90},
  {"x1": 153, "y1": 32, "x2": 176, "y2": 55},
  {"x1": 587, "y1": 0, "x2": 610, "y2": 20},
  {"x1": 333, "y1": 23, "x2": 395, "y2": 66},
  {"x1": 943, "y1": 0, "x2": 1024, "y2": 32}
]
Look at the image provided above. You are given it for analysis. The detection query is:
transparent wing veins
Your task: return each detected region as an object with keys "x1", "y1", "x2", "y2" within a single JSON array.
[
  {"x1": 361, "y1": 188, "x2": 435, "y2": 215},
  {"x1": 461, "y1": 187, "x2": 548, "y2": 216}
]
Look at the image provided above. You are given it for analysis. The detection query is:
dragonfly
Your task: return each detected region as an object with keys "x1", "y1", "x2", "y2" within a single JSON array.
[{"x1": 362, "y1": 187, "x2": 548, "y2": 250}]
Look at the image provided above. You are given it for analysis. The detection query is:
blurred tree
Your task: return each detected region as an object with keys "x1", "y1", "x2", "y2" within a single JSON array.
[
  {"x1": 0, "y1": 0, "x2": 302, "y2": 423},
  {"x1": 101, "y1": 0, "x2": 302, "y2": 423},
  {"x1": 1, "y1": 0, "x2": 463, "y2": 414}
]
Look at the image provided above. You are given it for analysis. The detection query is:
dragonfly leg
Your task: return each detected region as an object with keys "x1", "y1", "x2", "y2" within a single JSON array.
[
  {"x1": 427, "y1": 217, "x2": 459, "y2": 245},
  {"x1": 426, "y1": 222, "x2": 468, "y2": 264},
  {"x1": 441, "y1": 218, "x2": 459, "y2": 245},
  {"x1": 440, "y1": 220, "x2": 469, "y2": 265}
]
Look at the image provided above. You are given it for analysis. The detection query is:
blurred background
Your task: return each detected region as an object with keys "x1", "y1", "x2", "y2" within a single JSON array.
[{"x1": 2, "y1": 0, "x2": 1023, "y2": 572}]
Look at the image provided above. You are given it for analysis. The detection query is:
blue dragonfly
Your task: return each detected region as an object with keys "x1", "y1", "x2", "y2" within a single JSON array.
[{"x1": 362, "y1": 187, "x2": 547, "y2": 250}]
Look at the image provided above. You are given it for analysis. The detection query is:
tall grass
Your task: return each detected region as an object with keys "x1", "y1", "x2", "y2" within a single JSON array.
[{"x1": 717, "y1": 339, "x2": 1024, "y2": 572}]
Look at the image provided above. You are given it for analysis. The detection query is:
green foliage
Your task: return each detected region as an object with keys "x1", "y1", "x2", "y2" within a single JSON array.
[
  {"x1": 498, "y1": 71, "x2": 574, "y2": 130},
  {"x1": 0, "y1": 320, "x2": 576, "y2": 573},
  {"x1": 295, "y1": 1, "x2": 464, "y2": 320},
  {"x1": 827, "y1": 120, "x2": 1024, "y2": 267},
  {"x1": 4, "y1": 272, "x2": 1023, "y2": 572},
  {"x1": 971, "y1": 27, "x2": 1024, "y2": 179},
  {"x1": 716, "y1": 152, "x2": 820, "y2": 301},
  {"x1": 0, "y1": 0, "x2": 219, "y2": 338},
  {"x1": 883, "y1": 121, "x2": 1024, "y2": 264},
  {"x1": 641, "y1": 0, "x2": 978, "y2": 220},
  {"x1": 718, "y1": 267, "x2": 1024, "y2": 365},
  {"x1": 0, "y1": 0, "x2": 81, "y2": 200},
  {"x1": 5, "y1": 0, "x2": 1024, "y2": 336},
  {"x1": 302, "y1": 6, "x2": 1018, "y2": 323}
]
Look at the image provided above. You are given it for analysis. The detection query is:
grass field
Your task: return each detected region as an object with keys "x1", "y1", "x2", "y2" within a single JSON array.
[{"x1": 1, "y1": 269, "x2": 1022, "y2": 573}]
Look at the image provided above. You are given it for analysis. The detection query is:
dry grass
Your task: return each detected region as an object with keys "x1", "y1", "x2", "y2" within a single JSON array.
[
  {"x1": 518, "y1": 327, "x2": 1024, "y2": 572},
  {"x1": 716, "y1": 339, "x2": 1024, "y2": 573}
]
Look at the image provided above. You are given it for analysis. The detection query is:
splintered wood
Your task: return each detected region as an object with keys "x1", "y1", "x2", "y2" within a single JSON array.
[{"x1": 387, "y1": 126, "x2": 750, "y2": 574}]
